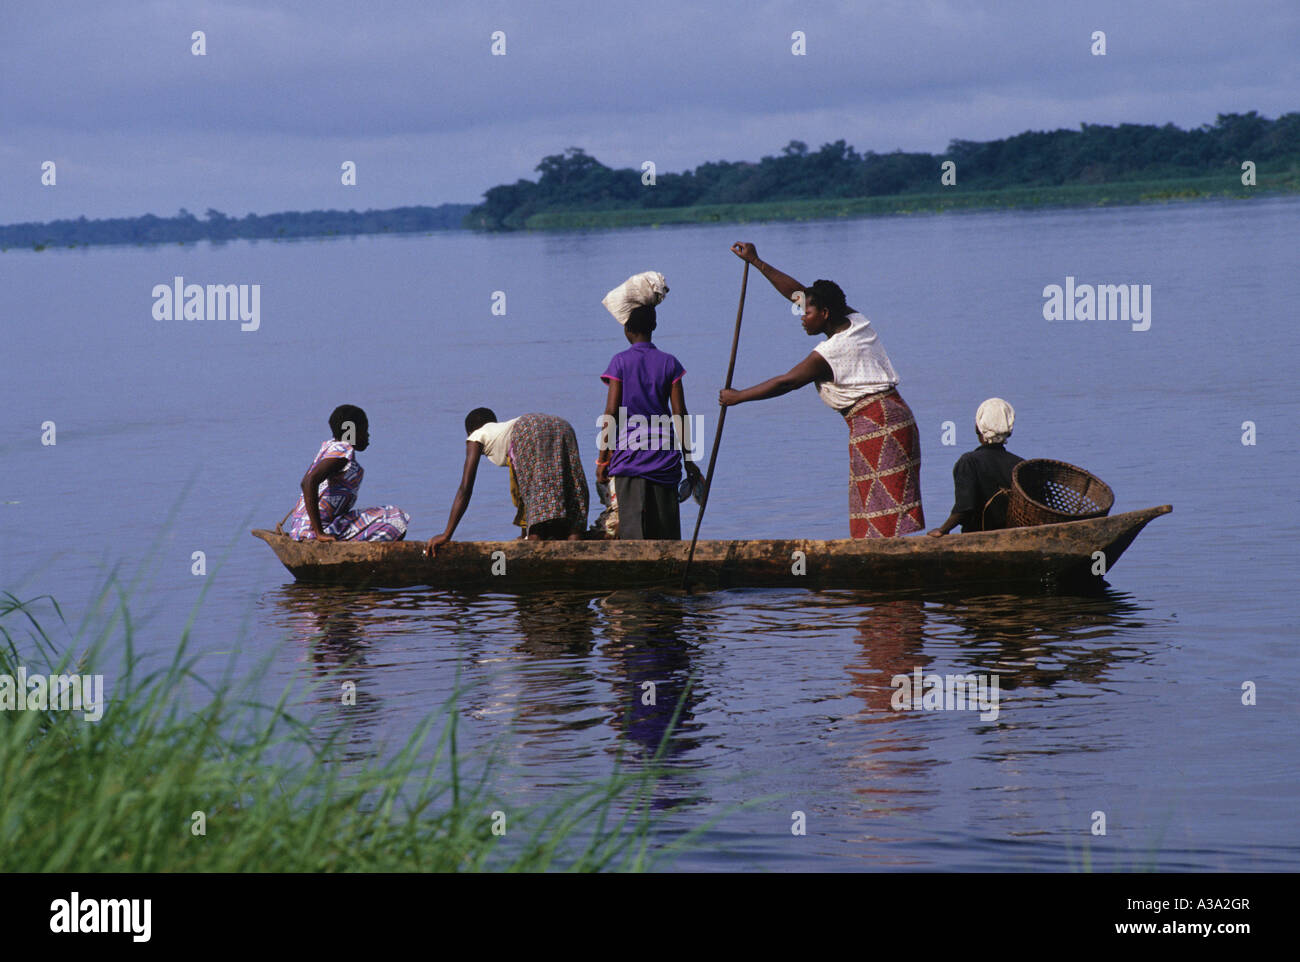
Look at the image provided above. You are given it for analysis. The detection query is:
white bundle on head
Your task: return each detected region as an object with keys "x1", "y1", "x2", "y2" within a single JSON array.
[
  {"x1": 602, "y1": 271, "x2": 669, "y2": 325},
  {"x1": 975, "y1": 397, "x2": 1015, "y2": 444}
]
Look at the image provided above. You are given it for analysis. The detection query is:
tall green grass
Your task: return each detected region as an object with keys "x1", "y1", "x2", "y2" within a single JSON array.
[{"x1": 0, "y1": 587, "x2": 697, "y2": 872}]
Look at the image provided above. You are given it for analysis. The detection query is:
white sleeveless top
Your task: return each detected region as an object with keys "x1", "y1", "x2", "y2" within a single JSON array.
[
  {"x1": 467, "y1": 418, "x2": 518, "y2": 466},
  {"x1": 812, "y1": 313, "x2": 899, "y2": 411}
]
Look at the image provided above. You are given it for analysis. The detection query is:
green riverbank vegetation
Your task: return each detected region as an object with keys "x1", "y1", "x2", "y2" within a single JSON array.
[
  {"x1": 470, "y1": 111, "x2": 1300, "y2": 230},
  {"x1": 522, "y1": 170, "x2": 1298, "y2": 231},
  {"x1": 0, "y1": 588, "x2": 692, "y2": 872}
]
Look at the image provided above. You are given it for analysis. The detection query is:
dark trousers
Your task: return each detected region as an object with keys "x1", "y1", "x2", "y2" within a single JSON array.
[{"x1": 614, "y1": 476, "x2": 681, "y2": 540}]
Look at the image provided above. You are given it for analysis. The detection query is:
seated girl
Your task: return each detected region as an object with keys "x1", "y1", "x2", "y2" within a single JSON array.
[
  {"x1": 285, "y1": 404, "x2": 410, "y2": 542},
  {"x1": 427, "y1": 408, "x2": 589, "y2": 554},
  {"x1": 928, "y1": 398, "x2": 1024, "y2": 536}
]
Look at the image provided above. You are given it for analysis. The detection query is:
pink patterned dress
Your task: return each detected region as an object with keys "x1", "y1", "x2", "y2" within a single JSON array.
[{"x1": 286, "y1": 440, "x2": 410, "y2": 541}]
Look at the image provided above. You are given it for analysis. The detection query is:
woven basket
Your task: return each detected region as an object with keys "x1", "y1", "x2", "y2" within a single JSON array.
[{"x1": 1008, "y1": 459, "x2": 1114, "y2": 527}]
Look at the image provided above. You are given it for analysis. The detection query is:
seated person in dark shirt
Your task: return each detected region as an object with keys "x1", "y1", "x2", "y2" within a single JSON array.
[{"x1": 928, "y1": 398, "x2": 1024, "y2": 536}]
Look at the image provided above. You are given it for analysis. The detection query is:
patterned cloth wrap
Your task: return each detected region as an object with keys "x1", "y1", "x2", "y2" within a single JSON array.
[
  {"x1": 844, "y1": 388, "x2": 925, "y2": 538},
  {"x1": 507, "y1": 414, "x2": 589, "y2": 534},
  {"x1": 286, "y1": 440, "x2": 409, "y2": 541}
]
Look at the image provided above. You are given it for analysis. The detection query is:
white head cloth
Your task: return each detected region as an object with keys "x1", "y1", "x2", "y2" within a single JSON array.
[
  {"x1": 602, "y1": 271, "x2": 668, "y2": 325},
  {"x1": 975, "y1": 397, "x2": 1015, "y2": 444}
]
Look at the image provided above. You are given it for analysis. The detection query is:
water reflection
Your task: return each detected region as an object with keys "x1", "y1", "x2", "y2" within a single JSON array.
[
  {"x1": 598, "y1": 591, "x2": 704, "y2": 753},
  {"x1": 849, "y1": 598, "x2": 931, "y2": 715},
  {"x1": 598, "y1": 589, "x2": 709, "y2": 810},
  {"x1": 268, "y1": 584, "x2": 391, "y2": 762},
  {"x1": 842, "y1": 587, "x2": 1157, "y2": 821},
  {"x1": 259, "y1": 578, "x2": 1165, "y2": 858},
  {"x1": 494, "y1": 587, "x2": 711, "y2": 809},
  {"x1": 844, "y1": 598, "x2": 936, "y2": 818},
  {"x1": 262, "y1": 584, "x2": 715, "y2": 791},
  {"x1": 929, "y1": 587, "x2": 1153, "y2": 693},
  {"x1": 496, "y1": 593, "x2": 603, "y2": 749},
  {"x1": 848, "y1": 586, "x2": 1153, "y2": 708},
  {"x1": 511, "y1": 593, "x2": 599, "y2": 657}
]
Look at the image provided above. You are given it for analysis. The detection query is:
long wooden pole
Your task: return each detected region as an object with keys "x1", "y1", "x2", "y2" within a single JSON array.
[{"x1": 683, "y1": 260, "x2": 749, "y2": 590}]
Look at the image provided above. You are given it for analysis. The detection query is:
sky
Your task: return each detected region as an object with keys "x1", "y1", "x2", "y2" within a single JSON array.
[{"x1": 2, "y1": 0, "x2": 1297, "y2": 223}]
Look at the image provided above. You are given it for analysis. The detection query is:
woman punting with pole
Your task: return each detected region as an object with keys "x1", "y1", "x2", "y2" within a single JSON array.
[{"x1": 719, "y1": 242, "x2": 925, "y2": 538}]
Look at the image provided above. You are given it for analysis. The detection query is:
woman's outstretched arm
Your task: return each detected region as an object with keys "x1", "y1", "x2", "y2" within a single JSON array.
[
  {"x1": 731, "y1": 242, "x2": 804, "y2": 302},
  {"x1": 428, "y1": 441, "x2": 482, "y2": 554},
  {"x1": 719, "y1": 351, "x2": 833, "y2": 406}
]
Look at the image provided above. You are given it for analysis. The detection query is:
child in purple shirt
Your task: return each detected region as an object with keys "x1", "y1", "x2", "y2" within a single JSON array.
[{"x1": 597, "y1": 304, "x2": 704, "y2": 539}]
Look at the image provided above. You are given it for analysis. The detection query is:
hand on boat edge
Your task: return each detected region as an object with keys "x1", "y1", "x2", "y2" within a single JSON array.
[{"x1": 425, "y1": 533, "x2": 451, "y2": 557}]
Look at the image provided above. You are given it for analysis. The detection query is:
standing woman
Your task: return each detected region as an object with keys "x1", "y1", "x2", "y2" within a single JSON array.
[
  {"x1": 719, "y1": 242, "x2": 924, "y2": 538},
  {"x1": 596, "y1": 272, "x2": 705, "y2": 540}
]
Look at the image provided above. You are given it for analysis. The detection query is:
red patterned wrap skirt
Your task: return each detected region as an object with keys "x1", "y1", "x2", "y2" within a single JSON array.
[{"x1": 844, "y1": 388, "x2": 925, "y2": 538}]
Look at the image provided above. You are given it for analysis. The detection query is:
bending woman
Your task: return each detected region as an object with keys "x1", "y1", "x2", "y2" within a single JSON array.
[
  {"x1": 427, "y1": 408, "x2": 589, "y2": 554},
  {"x1": 285, "y1": 404, "x2": 410, "y2": 542},
  {"x1": 719, "y1": 243, "x2": 924, "y2": 538}
]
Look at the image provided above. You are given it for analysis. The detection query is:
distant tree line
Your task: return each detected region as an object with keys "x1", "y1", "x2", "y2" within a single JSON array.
[
  {"x1": 1, "y1": 203, "x2": 474, "y2": 250},
  {"x1": 468, "y1": 111, "x2": 1300, "y2": 229}
]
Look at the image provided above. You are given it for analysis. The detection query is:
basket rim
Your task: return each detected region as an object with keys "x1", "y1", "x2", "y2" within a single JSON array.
[{"x1": 1010, "y1": 458, "x2": 1115, "y2": 515}]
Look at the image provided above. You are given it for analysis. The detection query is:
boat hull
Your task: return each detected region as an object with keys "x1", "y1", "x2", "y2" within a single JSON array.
[{"x1": 251, "y1": 505, "x2": 1171, "y2": 592}]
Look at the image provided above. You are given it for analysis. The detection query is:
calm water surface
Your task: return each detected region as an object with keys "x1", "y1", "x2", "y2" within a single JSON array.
[{"x1": 3, "y1": 198, "x2": 1298, "y2": 870}]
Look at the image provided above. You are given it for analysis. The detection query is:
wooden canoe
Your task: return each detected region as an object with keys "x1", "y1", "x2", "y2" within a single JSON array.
[{"x1": 251, "y1": 504, "x2": 1170, "y2": 592}]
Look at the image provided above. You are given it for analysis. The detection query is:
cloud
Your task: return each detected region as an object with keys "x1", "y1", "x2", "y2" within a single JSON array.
[{"x1": 2, "y1": 0, "x2": 1296, "y2": 220}]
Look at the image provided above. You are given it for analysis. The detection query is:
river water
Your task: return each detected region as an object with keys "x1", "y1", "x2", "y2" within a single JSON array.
[{"x1": 3, "y1": 197, "x2": 1297, "y2": 870}]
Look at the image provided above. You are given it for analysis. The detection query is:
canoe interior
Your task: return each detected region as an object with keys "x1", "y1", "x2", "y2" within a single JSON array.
[{"x1": 251, "y1": 505, "x2": 1171, "y2": 593}]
